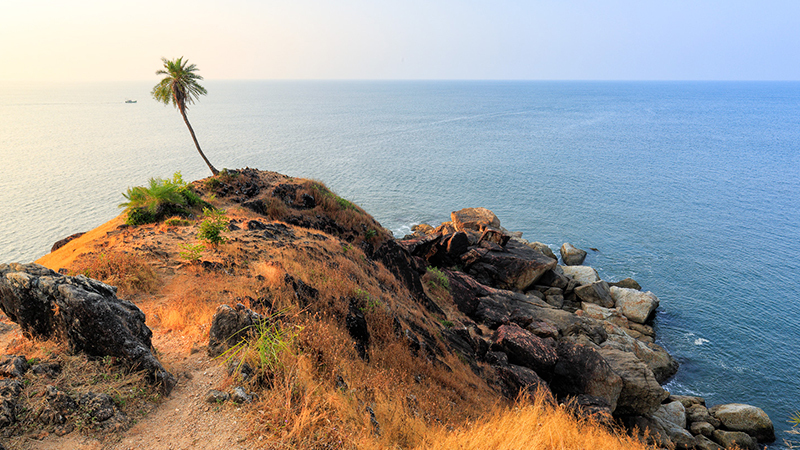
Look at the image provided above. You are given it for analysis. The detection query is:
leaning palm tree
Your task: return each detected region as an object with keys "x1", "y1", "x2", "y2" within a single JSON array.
[{"x1": 152, "y1": 57, "x2": 218, "y2": 175}]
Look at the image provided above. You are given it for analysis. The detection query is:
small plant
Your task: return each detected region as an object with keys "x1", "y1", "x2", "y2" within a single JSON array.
[
  {"x1": 365, "y1": 229, "x2": 377, "y2": 240},
  {"x1": 790, "y1": 411, "x2": 800, "y2": 426},
  {"x1": 179, "y1": 243, "x2": 205, "y2": 262},
  {"x1": 439, "y1": 320, "x2": 454, "y2": 328},
  {"x1": 426, "y1": 267, "x2": 450, "y2": 291},
  {"x1": 120, "y1": 172, "x2": 208, "y2": 226},
  {"x1": 219, "y1": 314, "x2": 300, "y2": 383},
  {"x1": 342, "y1": 243, "x2": 353, "y2": 254},
  {"x1": 197, "y1": 208, "x2": 228, "y2": 245},
  {"x1": 165, "y1": 217, "x2": 191, "y2": 227}
]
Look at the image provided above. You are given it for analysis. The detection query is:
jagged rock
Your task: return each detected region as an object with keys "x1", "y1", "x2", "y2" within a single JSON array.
[
  {"x1": 450, "y1": 207, "x2": 500, "y2": 233},
  {"x1": 474, "y1": 289, "x2": 553, "y2": 329},
  {"x1": 231, "y1": 387, "x2": 253, "y2": 403},
  {"x1": 600, "y1": 329, "x2": 678, "y2": 383},
  {"x1": 444, "y1": 270, "x2": 488, "y2": 316},
  {"x1": 346, "y1": 298, "x2": 370, "y2": 361},
  {"x1": 374, "y1": 240, "x2": 443, "y2": 314},
  {"x1": 496, "y1": 364, "x2": 550, "y2": 399},
  {"x1": 537, "y1": 268, "x2": 569, "y2": 290},
  {"x1": 443, "y1": 232, "x2": 471, "y2": 259},
  {"x1": 208, "y1": 303, "x2": 264, "y2": 358},
  {"x1": 205, "y1": 390, "x2": 230, "y2": 404},
  {"x1": 694, "y1": 435, "x2": 725, "y2": 450},
  {"x1": 550, "y1": 342, "x2": 622, "y2": 412},
  {"x1": 50, "y1": 232, "x2": 85, "y2": 253},
  {"x1": 39, "y1": 385, "x2": 78, "y2": 425},
  {"x1": 560, "y1": 243, "x2": 587, "y2": 266},
  {"x1": 691, "y1": 421, "x2": 716, "y2": 437},
  {"x1": 560, "y1": 265, "x2": 600, "y2": 285},
  {"x1": 598, "y1": 348, "x2": 668, "y2": 416},
  {"x1": 574, "y1": 281, "x2": 614, "y2": 308},
  {"x1": 461, "y1": 241, "x2": 557, "y2": 292},
  {"x1": 709, "y1": 403, "x2": 775, "y2": 442},
  {"x1": 80, "y1": 392, "x2": 120, "y2": 423},
  {"x1": 526, "y1": 242, "x2": 557, "y2": 260},
  {"x1": 609, "y1": 286, "x2": 659, "y2": 324},
  {"x1": 285, "y1": 274, "x2": 319, "y2": 307},
  {"x1": 609, "y1": 277, "x2": 642, "y2": 290},
  {"x1": 711, "y1": 429, "x2": 757, "y2": 450},
  {"x1": 0, "y1": 263, "x2": 176, "y2": 395},
  {"x1": 491, "y1": 324, "x2": 557, "y2": 381},
  {"x1": 0, "y1": 379, "x2": 22, "y2": 428},
  {"x1": 0, "y1": 355, "x2": 29, "y2": 378}
]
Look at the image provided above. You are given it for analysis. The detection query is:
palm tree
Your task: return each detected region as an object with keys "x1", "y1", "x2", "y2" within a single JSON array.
[{"x1": 152, "y1": 57, "x2": 218, "y2": 175}]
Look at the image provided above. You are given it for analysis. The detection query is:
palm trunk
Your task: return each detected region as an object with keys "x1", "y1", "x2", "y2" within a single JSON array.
[{"x1": 179, "y1": 108, "x2": 218, "y2": 176}]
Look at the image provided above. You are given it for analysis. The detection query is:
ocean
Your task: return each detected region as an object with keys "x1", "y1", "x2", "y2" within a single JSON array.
[{"x1": 1, "y1": 80, "x2": 799, "y2": 446}]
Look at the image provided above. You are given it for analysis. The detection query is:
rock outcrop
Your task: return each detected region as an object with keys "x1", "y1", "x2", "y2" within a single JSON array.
[
  {"x1": 0, "y1": 263, "x2": 176, "y2": 395},
  {"x1": 560, "y1": 243, "x2": 587, "y2": 266}
]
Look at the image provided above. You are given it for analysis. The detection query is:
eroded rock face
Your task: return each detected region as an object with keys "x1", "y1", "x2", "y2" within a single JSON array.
[
  {"x1": 709, "y1": 403, "x2": 775, "y2": 443},
  {"x1": 491, "y1": 324, "x2": 557, "y2": 381},
  {"x1": 0, "y1": 263, "x2": 175, "y2": 395},
  {"x1": 462, "y1": 241, "x2": 557, "y2": 292},
  {"x1": 550, "y1": 341, "x2": 622, "y2": 412},
  {"x1": 598, "y1": 348, "x2": 668, "y2": 416}
]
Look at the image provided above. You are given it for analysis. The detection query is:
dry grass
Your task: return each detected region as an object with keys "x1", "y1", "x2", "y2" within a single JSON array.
[{"x1": 70, "y1": 250, "x2": 160, "y2": 297}]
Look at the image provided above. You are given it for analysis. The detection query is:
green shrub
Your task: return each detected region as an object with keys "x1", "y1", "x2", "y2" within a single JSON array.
[
  {"x1": 120, "y1": 172, "x2": 208, "y2": 226},
  {"x1": 219, "y1": 315, "x2": 299, "y2": 383},
  {"x1": 426, "y1": 267, "x2": 450, "y2": 291},
  {"x1": 179, "y1": 243, "x2": 205, "y2": 262},
  {"x1": 165, "y1": 217, "x2": 191, "y2": 227},
  {"x1": 197, "y1": 208, "x2": 228, "y2": 245}
]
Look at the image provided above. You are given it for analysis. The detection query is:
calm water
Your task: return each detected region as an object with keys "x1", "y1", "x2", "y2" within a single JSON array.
[{"x1": 2, "y1": 81, "x2": 799, "y2": 445}]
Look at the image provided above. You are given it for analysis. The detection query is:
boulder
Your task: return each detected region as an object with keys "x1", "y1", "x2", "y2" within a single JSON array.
[
  {"x1": 609, "y1": 286, "x2": 659, "y2": 324},
  {"x1": 560, "y1": 265, "x2": 600, "y2": 285},
  {"x1": 694, "y1": 435, "x2": 724, "y2": 450},
  {"x1": 550, "y1": 341, "x2": 622, "y2": 412},
  {"x1": 491, "y1": 324, "x2": 557, "y2": 380},
  {"x1": 653, "y1": 400, "x2": 687, "y2": 429},
  {"x1": 560, "y1": 243, "x2": 587, "y2": 266},
  {"x1": 564, "y1": 394, "x2": 614, "y2": 426},
  {"x1": 609, "y1": 277, "x2": 642, "y2": 290},
  {"x1": 686, "y1": 403, "x2": 714, "y2": 424},
  {"x1": 462, "y1": 241, "x2": 557, "y2": 292},
  {"x1": 0, "y1": 263, "x2": 175, "y2": 395},
  {"x1": 451, "y1": 207, "x2": 500, "y2": 233},
  {"x1": 536, "y1": 268, "x2": 569, "y2": 290},
  {"x1": 671, "y1": 394, "x2": 706, "y2": 408},
  {"x1": 599, "y1": 348, "x2": 668, "y2": 416},
  {"x1": 527, "y1": 242, "x2": 557, "y2": 260},
  {"x1": 39, "y1": 385, "x2": 78, "y2": 425},
  {"x1": 709, "y1": 403, "x2": 775, "y2": 442},
  {"x1": 496, "y1": 364, "x2": 551, "y2": 399},
  {"x1": 0, "y1": 379, "x2": 22, "y2": 428},
  {"x1": 208, "y1": 303, "x2": 264, "y2": 358},
  {"x1": 711, "y1": 429, "x2": 757, "y2": 450},
  {"x1": 474, "y1": 289, "x2": 553, "y2": 329},
  {"x1": 0, "y1": 355, "x2": 29, "y2": 379},
  {"x1": 600, "y1": 330, "x2": 678, "y2": 383},
  {"x1": 691, "y1": 421, "x2": 716, "y2": 437},
  {"x1": 574, "y1": 281, "x2": 615, "y2": 308}
]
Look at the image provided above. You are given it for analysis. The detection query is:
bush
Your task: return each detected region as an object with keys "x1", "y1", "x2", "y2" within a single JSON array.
[
  {"x1": 120, "y1": 172, "x2": 207, "y2": 226},
  {"x1": 197, "y1": 208, "x2": 228, "y2": 245},
  {"x1": 426, "y1": 267, "x2": 450, "y2": 291}
]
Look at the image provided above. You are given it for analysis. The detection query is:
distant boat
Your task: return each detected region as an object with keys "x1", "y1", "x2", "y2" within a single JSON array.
[{"x1": 125, "y1": 99, "x2": 137, "y2": 103}]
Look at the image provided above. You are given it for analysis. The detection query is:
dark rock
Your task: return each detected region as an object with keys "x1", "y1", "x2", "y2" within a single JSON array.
[
  {"x1": 491, "y1": 324, "x2": 557, "y2": 380},
  {"x1": 272, "y1": 183, "x2": 298, "y2": 205},
  {"x1": 496, "y1": 364, "x2": 551, "y2": 399},
  {"x1": 79, "y1": 392, "x2": 119, "y2": 422},
  {"x1": 285, "y1": 275, "x2": 319, "y2": 307},
  {"x1": 565, "y1": 394, "x2": 614, "y2": 426},
  {"x1": 609, "y1": 277, "x2": 642, "y2": 290},
  {"x1": 444, "y1": 270, "x2": 489, "y2": 316},
  {"x1": 346, "y1": 299, "x2": 370, "y2": 361},
  {"x1": 397, "y1": 233, "x2": 442, "y2": 259},
  {"x1": 335, "y1": 375, "x2": 348, "y2": 391},
  {"x1": 39, "y1": 386, "x2": 78, "y2": 425},
  {"x1": 231, "y1": 387, "x2": 253, "y2": 403},
  {"x1": 477, "y1": 228, "x2": 510, "y2": 247},
  {"x1": 0, "y1": 355, "x2": 29, "y2": 378},
  {"x1": 374, "y1": 240, "x2": 443, "y2": 315},
  {"x1": 694, "y1": 435, "x2": 725, "y2": 450},
  {"x1": 544, "y1": 294, "x2": 564, "y2": 309},
  {"x1": 711, "y1": 429, "x2": 757, "y2": 450},
  {"x1": 536, "y1": 269, "x2": 569, "y2": 290},
  {"x1": 0, "y1": 379, "x2": 22, "y2": 428},
  {"x1": 598, "y1": 348, "x2": 668, "y2": 416},
  {"x1": 485, "y1": 351, "x2": 509, "y2": 366},
  {"x1": 247, "y1": 220, "x2": 267, "y2": 230},
  {"x1": 550, "y1": 341, "x2": 623, "y2": 412},
  {"x1": 301, "y1": 193, "x2": 316, "y2": 209},
  {"x1": 366, "y1": 405, "x2": 381, "y2": 435},
  {"x1": 691, "y1": 421, "x2": 716, "y2": 437},
  {"x1": 208, "y1": 303, "x2": 264, "y2": 358},
  {"x1": 242, "y1": 199, "x2": 268, "y2": 216},
  {"x1": 0, "y1": 263, "x2": 175, "y2": 395},
  {"x1": 31, "y1": 361, "x2": 62, "y2": 377},
  {"x1": 560, "y1": 243, "x2": 587, "y2": 266},
  {"x1": 462, "y1": 241, "x2": 557, "y2": 292},
  {"x1": 50, "y1": 232, "x2": 85, "y2": 253},
  {"x1": 574, "y1": 281, "x2": 614, "y2": 308},
  {"x1": 444, "y1": 232, "x2": 471, "y2": 257},
  {"x1": 526, "y1": 320, "x2": 559, "y2": 340},
  {"x1": 526, "y1": 242, "x2": 557, "y2": 260},
  {"x1": 205, "y1": 389, "x2": 230, "y2": 404}
]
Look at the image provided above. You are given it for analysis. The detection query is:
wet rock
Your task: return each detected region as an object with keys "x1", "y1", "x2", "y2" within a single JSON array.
[
  {"x1": 491, "y1": 324, "x2": 557, "y2": 380},
  {"x1": 0, "y1": 355, "x2": 29, "y2": 378},
  {"x1": 208, "y1": 303, "x2": 264, "y2": 358},
  {"x1": 709, "y1": 403, "x2": 775, "y2": 442},
  {"x1": 560, "y1": 243, "x2": 587, "y2": 266},
  {"x1": 574, "y1": 281, "x2": 614, "y2": 308},
  {"x1": 0, "y1": 263, "x2": 175, "y2": 395},
  {"x1": 609, "y1": 286, "x2": 659, "y2": 324},
  {"x1": 598, "y1": 348, "x2": 668, "y2": 416},
  {"x1": 550, "y1": 342, "x2": 622, "y2": 412},
  {"x1": 609, "y1": 277, "x2": 642, "y2": 290}
]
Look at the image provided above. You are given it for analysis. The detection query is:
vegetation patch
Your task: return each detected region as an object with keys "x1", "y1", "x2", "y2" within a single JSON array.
[
  {"x1": 120, "y1": 172, "x2": 208, "y2": 226},
  {"x1": 197, "y1": 208, "x2": 228, "y2": 245},
  {"x1": 71, "y1": 251, "x2": 159, "y2": 296}
]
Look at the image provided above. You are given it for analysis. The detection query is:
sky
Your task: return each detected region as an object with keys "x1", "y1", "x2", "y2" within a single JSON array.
[{"x1": 1, "y1": 0, "x2": 799, "y2": 82}]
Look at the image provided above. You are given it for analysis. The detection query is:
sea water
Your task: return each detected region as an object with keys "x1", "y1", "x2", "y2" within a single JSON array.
[{"x1": 1, "y1": 80, "x2": 799, "y2": 446}]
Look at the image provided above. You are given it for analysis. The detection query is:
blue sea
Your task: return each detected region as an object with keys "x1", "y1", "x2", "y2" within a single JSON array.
[{"x1": 1, "y1": 80, "x2": 799, "y2": 446}]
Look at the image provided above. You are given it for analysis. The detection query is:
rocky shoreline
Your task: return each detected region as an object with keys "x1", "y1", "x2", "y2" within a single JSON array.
[{"x1": 400, "y1": 207, "x2": 774, "y2": 450}]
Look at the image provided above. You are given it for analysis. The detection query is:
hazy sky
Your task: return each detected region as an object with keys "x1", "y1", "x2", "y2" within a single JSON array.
[{"x1": 2, "y1": 0, "x2": 798, "y2": 82}]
